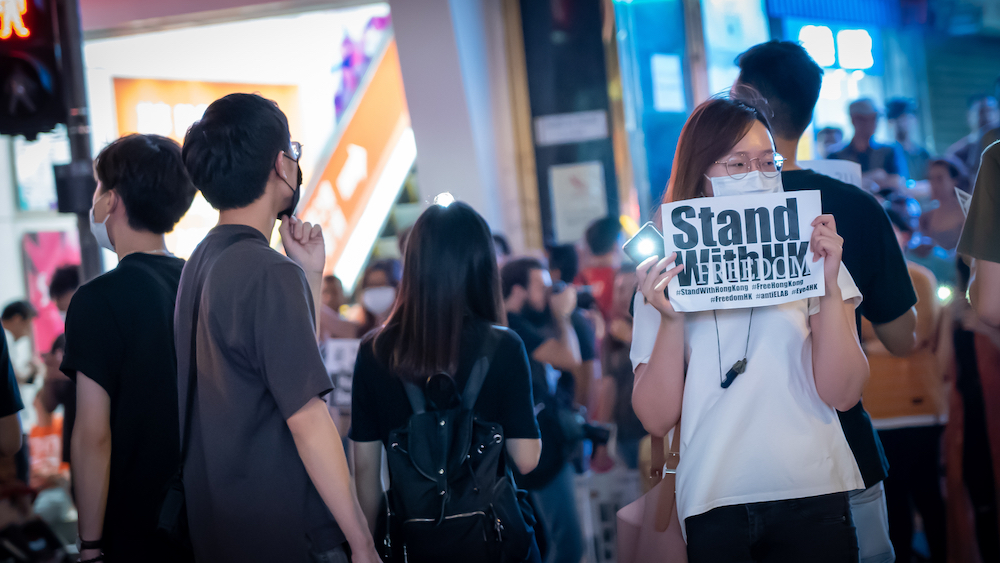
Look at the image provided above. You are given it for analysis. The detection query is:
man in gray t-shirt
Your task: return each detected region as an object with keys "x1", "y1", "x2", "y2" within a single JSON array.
[{"x1": 177, "y1": 94, "x2": 379, "y2": 563}]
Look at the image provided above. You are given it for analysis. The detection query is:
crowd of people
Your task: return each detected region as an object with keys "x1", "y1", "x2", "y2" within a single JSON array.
[{"x1": 0, "y1": 38, "x2": 997, "y2": 563}]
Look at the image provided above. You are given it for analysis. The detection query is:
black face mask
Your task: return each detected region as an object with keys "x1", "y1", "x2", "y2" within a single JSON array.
[{"x1": 278, "y1": 161, "x2": 302, "y2": 220}]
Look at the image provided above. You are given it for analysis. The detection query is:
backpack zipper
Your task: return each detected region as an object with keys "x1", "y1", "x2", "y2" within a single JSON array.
[{"x1": 404, "y1": 510, "x2": 487, "y2": 524}]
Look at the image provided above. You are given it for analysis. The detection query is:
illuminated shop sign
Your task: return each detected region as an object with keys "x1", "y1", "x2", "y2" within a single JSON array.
[{"x1": 784, "y1": 19, "x2": 883, "y2": 75}]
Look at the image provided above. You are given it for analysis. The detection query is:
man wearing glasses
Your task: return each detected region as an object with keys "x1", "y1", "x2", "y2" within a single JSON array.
[
  {"x1": 734, "y1": 42, "x2": 918, "y2": 563},
  {"x1": 177, "y1": 94, "x2": 379, "y2": 563}
]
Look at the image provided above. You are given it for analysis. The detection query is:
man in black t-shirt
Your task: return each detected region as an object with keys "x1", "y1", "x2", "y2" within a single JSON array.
[
  {"x1": 502, "y1": 257, "x2": 584, "y2": 563},
  {"x1": 60, "y1": 134, "x2": 197, "y2": 563},
  {"x1": 736, "y1": 41, "x2": 919, "y2": 563},
  {"x1": 176, "y1": 94, "x2": 378, "y2": 563}
]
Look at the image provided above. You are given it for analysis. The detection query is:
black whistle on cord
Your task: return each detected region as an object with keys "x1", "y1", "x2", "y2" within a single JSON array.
[{"x1": 721, "y1": 359, "x2": 747, "y2": 389}]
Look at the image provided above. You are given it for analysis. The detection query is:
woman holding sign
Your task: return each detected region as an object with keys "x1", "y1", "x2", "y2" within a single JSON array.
[{"x1": 630, "y1": 97, "x2": 869, "y2": 562}]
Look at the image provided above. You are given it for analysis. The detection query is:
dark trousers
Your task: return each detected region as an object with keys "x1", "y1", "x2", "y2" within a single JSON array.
[
  {"x1": 686, "y1": 492, "x2": 858, "y2": 563},
  {"x1": 309, "y1": 545, "x2": 350, "y2": 563},
  {"x1": 879, "y1": 426, "x2": 946, "y2": 563}
]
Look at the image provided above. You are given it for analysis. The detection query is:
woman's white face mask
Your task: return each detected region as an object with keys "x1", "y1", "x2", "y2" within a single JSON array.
[
  {"x1": 362, "y1": 286, "x2": 397, "y2": 316},
  {"x1": 707, "y1": 170, "x2": 784, "y2": 198}
]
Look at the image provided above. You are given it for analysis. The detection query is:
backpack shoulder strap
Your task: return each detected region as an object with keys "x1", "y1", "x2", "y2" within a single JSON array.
[
  {"x1": 461, "y1": 326, "x2": 504, "y2": 410},
  {"x1": 403, "y1": 381, "x2": 427, "y2": 414}
]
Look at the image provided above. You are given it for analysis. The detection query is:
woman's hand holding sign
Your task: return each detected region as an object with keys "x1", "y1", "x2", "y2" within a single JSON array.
[
  {"x1": 637, "y1": 254, "x2": 686, "y2": 322},
  {"x1": 810, "y1": 214, "x2": 844, "y2": 289}
]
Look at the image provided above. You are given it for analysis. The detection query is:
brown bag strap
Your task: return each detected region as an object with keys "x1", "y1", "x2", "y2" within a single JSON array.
[
  {"x1": 649, "y1": 422, "x2": 681, "y2": 480},
  {"x1": 651, "y1": 422, "x2": 681, "y2": 533}
]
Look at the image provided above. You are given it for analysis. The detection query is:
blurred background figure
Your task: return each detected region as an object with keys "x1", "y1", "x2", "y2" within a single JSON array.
[
  {"x1": 946, "y1": 95, "x2": 999, "y2": 181},
  {"x1": 919, "y1": 158, "x2": 969, "y2": 252},
  {"x1": 594, "y1": 265, "x2": 644, "y2": 471},
  {"x1": 829, "y1": 98, "x2": 908, "y2": 193},
  {"x1": 47, "y1": 267, "x2": 80, "y2": 323},
  {"x1": 576, "y1": 217, "x2": 622, "y2": 323},
  {"x1": 493, "y1": 233, "x2": 512, "y2": 268},
  {"x1": 36, "y1": 336, "x2": 73, "y2": 484},
  {"x1": 354, "y1": 258, "x2": 402, "y2": 336},
  {"x1": 861, "y1": 208, "x2": 949, "y2": 563},
  {"x1": 320, "y1": 274, "x2": 360, "y2": 340},
  {"x1": 547, "y1": 243, "x2": 602, "y2": 412},
  {"x1": 2, "y1": 301, "x2": 40, "y2": 481},
  {"x1": 952, "y1": 257, "x2": 1000, "y2": 563},
  {"x1": 502, "y1": 257, "x2": 584, "y2": 563},
  {"x1": 1, "y1": 301, "x2": 39, "y2": 390},
  {"x1": 887, "y1": 98, "x2": 931, "y2": 182},
  {"x1": 816, "y1": 126, "x2": 844, "y2": 159}
]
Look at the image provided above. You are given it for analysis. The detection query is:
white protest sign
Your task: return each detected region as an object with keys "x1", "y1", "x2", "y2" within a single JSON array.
[
  {"x1": 660, "y1": 191, "x2": 826, "y2": 312},
  {"x1": 955, "y1": 188, "x2": 972, "y2": 217},
  {"x1": 321, "y1": 338, "x2": 361, "y2": 411},
  {"x1": 799, "y1": 160, "x2": 863, "y2": 189}
]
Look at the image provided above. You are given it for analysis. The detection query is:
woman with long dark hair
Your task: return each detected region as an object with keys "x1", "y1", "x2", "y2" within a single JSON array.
[
  {"x1": 350, "y1": 201, "x2": 542, "y2": 561},
  {"x1": 630, "y1": 97, "x2": 869, "y2": 562}
]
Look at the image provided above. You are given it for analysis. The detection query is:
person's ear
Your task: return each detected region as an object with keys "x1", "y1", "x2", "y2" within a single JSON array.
[
  {"x1": 510, "y1": 285, "x2": 525, "y2": 302},
  {"x1": 105, "y1": 190, "x2": 121, "y2": 216},
  {"x1": 273, "y1": 152, "x2": 287, "y2": 181}
]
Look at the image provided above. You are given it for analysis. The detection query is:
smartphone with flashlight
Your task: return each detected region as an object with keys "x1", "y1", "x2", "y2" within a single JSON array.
[{"x1": 623, "y1": 222, "x2": 665, "y2": 265}]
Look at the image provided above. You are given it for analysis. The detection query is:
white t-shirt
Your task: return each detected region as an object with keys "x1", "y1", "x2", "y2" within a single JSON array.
[{"x1": 630, "y1": 263, "x2": 865, "y2": 535}]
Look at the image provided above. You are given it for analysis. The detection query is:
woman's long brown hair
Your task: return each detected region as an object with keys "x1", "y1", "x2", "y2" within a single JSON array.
[{"x1": 663, "y1": 96, "x2": 772, "y2": 204}]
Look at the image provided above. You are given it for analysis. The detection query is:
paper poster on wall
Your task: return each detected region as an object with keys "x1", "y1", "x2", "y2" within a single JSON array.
[
  {"x1": 660, "y1": 191, "x2": 825, "y2": 312},
  {"x1": 550, "y1": 161, "x2": 608, "y2": 245},
  {"x1": 799, "y1": 160, "x2": 863, "y2": 189},
  {"x1": 651, "y1": 54, "x2": 686, "y2": 113},
  {"x1": 534, "y1": 110, "x2": 609, "y2": 147}
]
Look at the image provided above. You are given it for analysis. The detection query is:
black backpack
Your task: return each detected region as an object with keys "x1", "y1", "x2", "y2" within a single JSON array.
[{"x1": 383, "y1": 328, "x2": 537, "y2": 563}]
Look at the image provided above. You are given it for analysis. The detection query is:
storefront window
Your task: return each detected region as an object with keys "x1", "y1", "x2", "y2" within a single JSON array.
[{"x1": 83, "y1": 3, "x2": 393, "y2": 262}]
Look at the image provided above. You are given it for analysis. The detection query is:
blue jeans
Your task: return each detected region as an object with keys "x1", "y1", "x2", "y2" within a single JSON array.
[
  {"x1": 529, "y1": 464, "x2": 584, "y2": 563},
  {"x1": 849, "y1": 483, "x2": 896, "y2": 563},
  {"x1": 686, "y1": 492, "x2": 858, "y2": 563}
]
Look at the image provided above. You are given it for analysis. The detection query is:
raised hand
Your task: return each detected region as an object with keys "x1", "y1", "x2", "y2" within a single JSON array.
[
  {"x1": 279, "y1": 216, "x2": 326, "y2": 275},
  {"x1": 810, "y1": 214, "x2": 843, "y2": 287},
  {"x1": 636, "y1": 254, "x2": 685, "y2": 321}
]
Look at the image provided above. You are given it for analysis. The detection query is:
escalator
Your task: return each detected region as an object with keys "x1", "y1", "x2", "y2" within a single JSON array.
[{"x1": 297, "y1": 37, "x2": 415, "y2": 292}]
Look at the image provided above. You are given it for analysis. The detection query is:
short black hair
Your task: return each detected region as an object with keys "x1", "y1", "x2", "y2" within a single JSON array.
[
  {"x1": 501, "y1": 257, "x2": 544, "y2": 299},
  {"x1": 2, "y1": 300, "x2": 37, "y2": 321},
  {"x1": 548, "y1": 244, "x2": 579, "y2": 283},
  {"x1": 95, "y1": 135, "x2": 197, "y2": 234},
  {"x1": 736, "y1": 41, "x2": 824, "y2": 140},
  {"x1": 182, "y1": 93, "x2": 291, "y2": 210},
  {"x1": 49, "y1": 265, "x2": 80, "y2": 300},
  {"x1": 50, "y1": 334, "x2": 66, "y2": 354},
  {"x1": 363, "y1": 259, "x2": 402, "y2": 289},
  {"x1": 883, "y1": 207, "x2": 911, "y2": 234},
  {"x1": 492, "y1": 234, "x2": 511, "y2": 257},
  {"x1": 886, "y1": 98, "x2": 917, "y2": 120},
  {"x1": 585, "y1": 217, "x2": 621, "y2": 256}
]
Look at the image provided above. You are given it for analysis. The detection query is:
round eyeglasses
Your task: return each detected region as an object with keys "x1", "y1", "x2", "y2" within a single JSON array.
[{"x1": 714, "y1": 153, "x2": 784, "y2": 180}]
